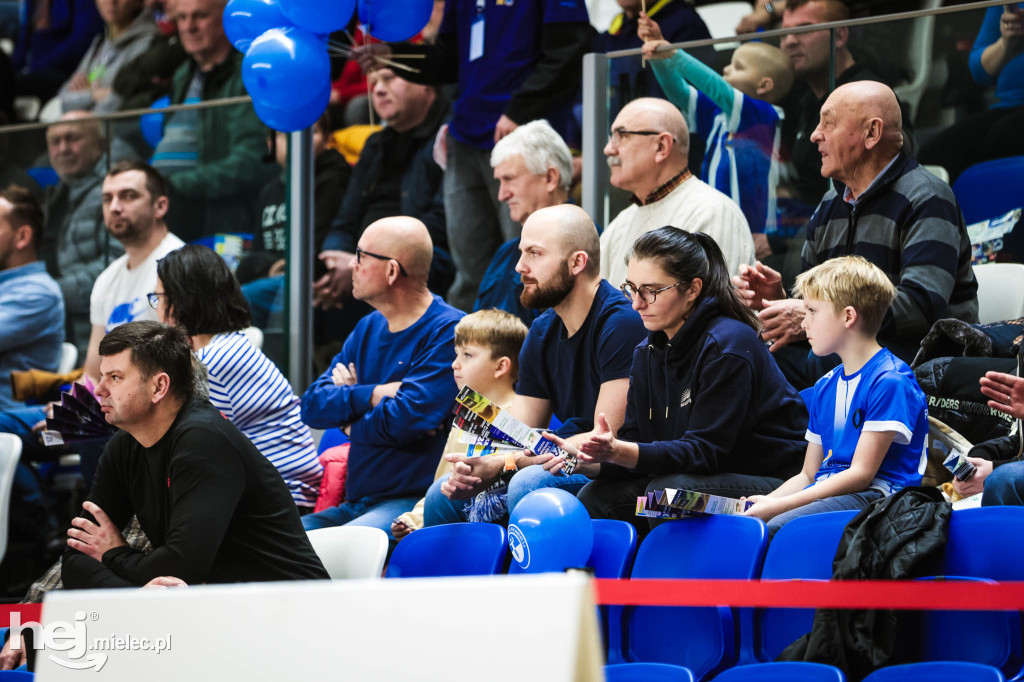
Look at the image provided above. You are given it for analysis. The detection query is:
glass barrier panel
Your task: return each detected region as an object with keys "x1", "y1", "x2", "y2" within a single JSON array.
[
  {"x1": 0, "y1": 98, "x2": 298, "y2": 381},
  {"x1": 590, "y1": 0, "x2": 1022, "y2": 283}
]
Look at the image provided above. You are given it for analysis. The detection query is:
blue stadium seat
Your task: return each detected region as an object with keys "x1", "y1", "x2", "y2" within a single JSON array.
[
  {"x1": 508, "y1": 518, "x2": 637, "y2": 662},
  {"x1": 606, "y1": 662, "x2": 695, "y2": 682},
  {"x1": 25, "y1": 167, "x2": 58, "y2": 188},
  {"x1": 317, "y1": 428, "x2": 348, "y2": 454},
  {"x1": 713, "y1": 662, "x2": 846, "y2": 681},
  {"x1": 742, "y1": 510, "x2": 858, "y2": 663},
  {"x1": 621, "y1": 515, "x2": 768, "y2": 680},
  {"x1": 385, "y1": 523, "x2": 506, "y2": 578},
  {"x1": 862, "y1": 662, "x2": 1005, "y2": 682},
  {"x1": 934, "y1": 507, "x2": 1024, "y2": 680},
  {"x1": 915, "y1": 576, "x2": 1020, "y2": 676},
  {"x1": 951, "y1": 155, "x2": 1024, "y2": 224},
  {"x1": 508, "y1": 518, "x2": 636, "y2": 577}
]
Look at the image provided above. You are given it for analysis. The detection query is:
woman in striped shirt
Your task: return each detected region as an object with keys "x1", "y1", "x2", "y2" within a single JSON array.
[{"x1": 152, "y1": 244, "x2": 322, "y2": 509}]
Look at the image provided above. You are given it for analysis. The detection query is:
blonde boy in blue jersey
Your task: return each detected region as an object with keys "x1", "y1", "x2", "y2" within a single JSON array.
[
  {"x1": 392, "y1": 309, "x2": 528, "y2": 539},
  {"x1": 743, "y1": 256, "x2": 928, "y2": 537}
]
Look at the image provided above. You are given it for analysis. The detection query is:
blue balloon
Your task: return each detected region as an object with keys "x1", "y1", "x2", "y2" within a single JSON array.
[
  {"x1": 508, "y1": 488, "x2": 594, "y2": 573},
  {"x1": 139, "y1": 95, "x2": 171, "y2": 150},
  {"x1": 278, "y1": 0, "x2": 355, "y2": 34},
  {"x1": 243, "y1": 27, "x2": 330, "y2": 111},
  {"x1": 222, "y1": 0, "x2": 290, "y2": 52},
  {"x1": 358, "y1": 0, "x2": 433, "y2": 42},
  {"x1": 253, "y1": 81, "x2": 330, "y2": 132}
]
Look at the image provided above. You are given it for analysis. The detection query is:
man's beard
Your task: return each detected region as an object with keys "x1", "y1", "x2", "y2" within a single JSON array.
[{"x1": 520, "y1": 260, "x2": 574, "y2": 310}]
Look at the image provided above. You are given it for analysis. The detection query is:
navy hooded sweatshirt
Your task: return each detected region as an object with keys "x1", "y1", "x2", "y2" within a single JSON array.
[{"x1": 602, "y1": 296, "x2": 807, "y2": 480}]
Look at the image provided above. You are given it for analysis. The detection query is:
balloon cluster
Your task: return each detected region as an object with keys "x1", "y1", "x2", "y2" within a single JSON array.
[{"x1": 223, "y1": 0, "x2": 435, "y2": 132}]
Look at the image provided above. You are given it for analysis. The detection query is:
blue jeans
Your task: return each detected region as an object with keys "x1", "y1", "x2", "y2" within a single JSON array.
[
  {"x1": 0, "y1": 406, "x2": 45, "y2": 439},
  {"x1": 506, "y1": 465, "x2": 590, "y2": 513},
  {"x1": 422, "y1": 467, "x2": 591, "y2": 527},
  {"x1": 423, "y1": 475, "x2": 469, "y2": 526},
  {"x1": 982, "y1": 461, "x2": 1024, "y2": 506},
  {"x1": 302, "y1": 496, "x2": 419, "y2": 544},
  {"x1": 766, "y1": 489, "x2": 883, "y2": 539}
]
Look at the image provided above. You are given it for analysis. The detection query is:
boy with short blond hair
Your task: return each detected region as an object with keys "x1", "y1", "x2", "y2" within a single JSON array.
[
  {"x1": 392, "y1": 310, "x2": 528, "y2": 538},
  {"x1": 743, "y1": 256, "x2": 928, "y2": 537},
  {"x1": 641, "y1": 16, "x2": 794, "y2": 255}
]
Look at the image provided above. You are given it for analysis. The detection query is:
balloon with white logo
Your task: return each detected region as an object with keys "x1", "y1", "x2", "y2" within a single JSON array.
[{"x1": 508, "y1": 488, "x2": 593, "y2": 573}]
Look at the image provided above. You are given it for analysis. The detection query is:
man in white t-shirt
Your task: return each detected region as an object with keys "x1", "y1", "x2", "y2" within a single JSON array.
[{"x1": 84, "y1": 161, "x2": 185, "y2": 385}]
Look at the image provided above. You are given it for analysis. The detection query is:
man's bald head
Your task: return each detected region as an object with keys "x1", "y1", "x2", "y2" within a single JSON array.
[
  {"x1": 832, "y1": 80, "x2": 904, "y2": 154},
  {"x1": 619, "y1": 98, "x2": 689, "y2": 158},
  {"x1": 46, "y1": 111, "x2": 106, "y2": 180},
  {"x1": 810, "y1": 81, "x2": 905, "y2": 193},
  {"x1": 523, "y1": 204, "x2": 601, "y2": 277},
  {"x1": 362, "y1": 216, "x2": 434, "y2": 282},
  {"x1": 605, "y1": 98, "x2": 690, "y2": 196}
]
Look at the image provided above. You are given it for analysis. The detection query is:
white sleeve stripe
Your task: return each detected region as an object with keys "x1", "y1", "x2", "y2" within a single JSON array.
[
  {"x1": 805, "y1": 430, "x2": 822, "y2": 445},
  {"x1": 863, "y1": 420, "x2": 913, "y2": 445}
]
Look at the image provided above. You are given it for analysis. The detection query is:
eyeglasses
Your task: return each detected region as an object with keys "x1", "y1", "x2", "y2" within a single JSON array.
[
  {"x1": 355, "y1": 247, "x2": 408, "y2": 277},
  {"x1": 608, "y1": 128, "x2": 662, "y2": 145},
  {"x1": 621, "y1": 281, "x2": 683, "y2": 304},
  {"x1": 147, "y1": 292, "x2": 166, "y2": 309}
]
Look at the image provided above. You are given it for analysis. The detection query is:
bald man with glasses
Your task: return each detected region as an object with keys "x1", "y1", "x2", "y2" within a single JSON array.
[
  {"x1": 300, "y1": 216, "x2": 464, "y2": 542},
  {"x1": 599, "y1": 97, "x2": 754, "y2": 288}
]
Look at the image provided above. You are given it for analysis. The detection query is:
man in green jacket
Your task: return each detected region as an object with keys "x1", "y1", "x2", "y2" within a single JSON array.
[{"x1": 151, "y1": 0, "x2": 275, "y2": 242}]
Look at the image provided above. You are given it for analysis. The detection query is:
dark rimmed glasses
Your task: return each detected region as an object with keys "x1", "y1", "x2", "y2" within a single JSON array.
[
  {"x1": 356, "y1": 247, "x2": 408, "y2": 277},
  {"x1": 147, "y1": 292, "x2": 166, "y2": 309},
  {"x1": 621, "y1": 281, "x2": 683, "y2": 304},
  {"x1": 608, "y1": 128, "x2": 662, "y2": 145}
]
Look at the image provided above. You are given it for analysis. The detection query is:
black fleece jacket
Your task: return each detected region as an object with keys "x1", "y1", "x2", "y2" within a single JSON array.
[{"x1": 600, "y1": 296, "x2": 807, "y2": 480}]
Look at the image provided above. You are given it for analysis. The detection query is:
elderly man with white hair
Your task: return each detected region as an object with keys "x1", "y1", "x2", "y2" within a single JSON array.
[{"x1": 475, "y1": 119, "x2": 574, "y2": 320}]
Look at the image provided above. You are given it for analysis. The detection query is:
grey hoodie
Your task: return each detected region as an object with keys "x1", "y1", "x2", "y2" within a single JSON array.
[{"x1": 58, "y1": 10, "x2": 159, "y2": 114}]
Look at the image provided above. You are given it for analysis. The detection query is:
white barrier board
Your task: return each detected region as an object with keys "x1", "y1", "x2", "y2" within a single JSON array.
[{"x1": 34, "y1": 573, "x2": 604, "y2": 681}]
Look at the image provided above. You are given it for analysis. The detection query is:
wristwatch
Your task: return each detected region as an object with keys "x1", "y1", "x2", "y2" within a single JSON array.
[{"x1": 764, "y1": 1, "x2": 776, "y2": 15}]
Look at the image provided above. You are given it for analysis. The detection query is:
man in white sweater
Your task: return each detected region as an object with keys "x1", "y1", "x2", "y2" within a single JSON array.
[{"x1": 600, "y1": 97, "x2": 754, "y2": 286}]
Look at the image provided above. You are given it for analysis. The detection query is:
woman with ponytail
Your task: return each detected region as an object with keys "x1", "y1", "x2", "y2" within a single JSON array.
[{"x1": 545, "y1": 226, "x2": 807, "y2": 530}]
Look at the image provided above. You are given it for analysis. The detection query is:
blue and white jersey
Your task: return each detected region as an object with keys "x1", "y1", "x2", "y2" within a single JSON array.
[
  {"x1": 197, "y1": 332, "x2": 323, "y2": 507},
  {"x1": 684, "y1": 88, "x2": 782, "y2": 235},
  {"x1": 806, "y1": 347, "x2": 927, "y2": 495}
]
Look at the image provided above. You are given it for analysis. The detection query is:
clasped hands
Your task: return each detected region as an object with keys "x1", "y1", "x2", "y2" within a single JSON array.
[{"x1": 733, "y1": 261, "x2": 807, "y2": 351}]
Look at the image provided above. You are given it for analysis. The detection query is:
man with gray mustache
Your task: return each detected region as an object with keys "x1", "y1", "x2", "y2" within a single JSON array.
[{"x1": 599, "y1": 97, "x2": 754, "y2": 287}]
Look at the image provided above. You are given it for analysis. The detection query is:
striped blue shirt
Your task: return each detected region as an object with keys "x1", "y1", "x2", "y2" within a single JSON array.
[{"x1": 196, "y1": 332, "x2": 322, "y2": 507}]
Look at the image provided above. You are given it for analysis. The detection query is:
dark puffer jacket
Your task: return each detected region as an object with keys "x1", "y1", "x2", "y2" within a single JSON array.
[{"x1": 778, "y1": 487, "x2": 951, "y2": 680}]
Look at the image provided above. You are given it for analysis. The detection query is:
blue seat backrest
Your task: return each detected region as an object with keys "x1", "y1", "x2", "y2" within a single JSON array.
[
  {"x1": 713, "y1": 661, "x2": 846, "y2": 681},
  {"x1": 744, "y1": 510, "x2": 857, "y2": 663},
  {"x1": 951, "y1": 155, "x2": 1024, "y2": 224},
  {"x1": 605, "y1": 662, "x2": 695, "y2": 682},
  {"x1": 317, "y1": 428, "x2": 348, "y2": 454},
  {"x1": 623, "y1": 515, "x2": 768, "y2": 681},
  {"x1": 862, "y1": 661, "x2": 1006, "y2": 682},
  {"x1": 385, "y1": 523, "x2": 506, "y2": 578}
]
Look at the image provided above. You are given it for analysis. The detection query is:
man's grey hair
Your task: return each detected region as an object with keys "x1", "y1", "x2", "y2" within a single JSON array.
[{"x1": 490, "y1": 119, "x2": 573, "y2": 193}]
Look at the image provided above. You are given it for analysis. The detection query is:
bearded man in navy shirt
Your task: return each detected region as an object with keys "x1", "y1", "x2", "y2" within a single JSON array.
[{"x1": 423, "y1": 204, "x2": 647, "y2": 525}]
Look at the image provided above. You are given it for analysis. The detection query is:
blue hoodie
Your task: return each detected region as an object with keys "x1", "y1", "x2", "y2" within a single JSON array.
[{"x1": 602, "y1": 296, "x2": 807, "y2": 480}]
